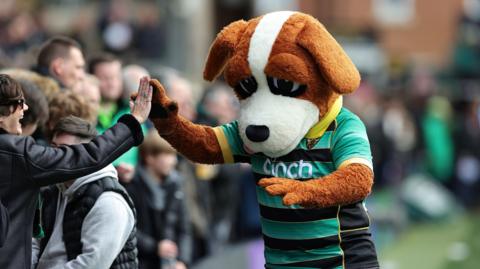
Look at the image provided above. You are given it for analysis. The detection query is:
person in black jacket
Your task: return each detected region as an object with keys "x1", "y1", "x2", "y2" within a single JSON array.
[
  {"x1": 126, "y1": 131, "x2": 191, "y2": 269},
  {"x1": 0, "y1": 74, "x2": 152, "y2": 269}
]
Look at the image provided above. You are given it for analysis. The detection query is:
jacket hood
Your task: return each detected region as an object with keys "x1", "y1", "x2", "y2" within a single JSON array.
[{"x1": 62, "y1": 164, "x2": 118, "y2": 197}]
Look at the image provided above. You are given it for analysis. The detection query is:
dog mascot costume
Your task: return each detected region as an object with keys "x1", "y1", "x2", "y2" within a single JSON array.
[{"x1": 147, "y1": 11, "x2": 379, "y2": 269}]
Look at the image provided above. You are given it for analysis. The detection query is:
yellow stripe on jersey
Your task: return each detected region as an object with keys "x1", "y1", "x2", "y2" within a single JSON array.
[
  {"x1": 213, "y1": 127, "x2": 234, "y2": 163},
  {"x1": 338, "y1": 157, "x2": 373, "y2": 171}
]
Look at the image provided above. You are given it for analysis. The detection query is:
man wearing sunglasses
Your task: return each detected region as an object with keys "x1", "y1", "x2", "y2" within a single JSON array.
[{"x1": 0, "y1": 74, "x2": 152, "y2": 269}]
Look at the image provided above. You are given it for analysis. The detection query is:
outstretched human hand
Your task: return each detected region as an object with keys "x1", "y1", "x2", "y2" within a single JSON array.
[{"x1": 130, "y1": 76, "x2": 152, "y2": 124}]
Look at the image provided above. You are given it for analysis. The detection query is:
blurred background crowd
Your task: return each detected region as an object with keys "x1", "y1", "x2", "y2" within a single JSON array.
[{"x1": 1, "y1": 0, "x2": 479, "y2": 268}]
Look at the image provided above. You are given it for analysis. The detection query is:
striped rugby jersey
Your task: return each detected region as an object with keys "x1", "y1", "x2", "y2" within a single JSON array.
[{"x1": 214, "y1": 107, "x2": 379, "y2": 269}]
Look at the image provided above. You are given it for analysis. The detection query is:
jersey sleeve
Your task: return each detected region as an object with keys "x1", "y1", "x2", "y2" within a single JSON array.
[
  {"x1": 331, "y1": 116, "x2": 373, "y2": 170},
  {"x1": 213, "y1": 121, "x2": 249, "y2": 164}
]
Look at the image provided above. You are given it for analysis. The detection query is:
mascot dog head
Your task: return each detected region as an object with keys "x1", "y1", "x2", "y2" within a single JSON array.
[{"x1": 204, "y1": 11, "x2": 360, "y2": 158}]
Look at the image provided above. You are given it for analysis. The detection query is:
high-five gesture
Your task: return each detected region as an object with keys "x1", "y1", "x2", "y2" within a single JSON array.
[{"x1": 130, "y1": 76, "x2": 153, "y2": 124}]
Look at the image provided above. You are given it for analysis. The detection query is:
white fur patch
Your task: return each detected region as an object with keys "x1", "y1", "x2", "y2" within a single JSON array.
[
  {"x1": 248, "y1": 11, "x2": 294, "y2": 87},
  {"x1": 238, "y1": 90, "x2": 319, "y2": 158}
]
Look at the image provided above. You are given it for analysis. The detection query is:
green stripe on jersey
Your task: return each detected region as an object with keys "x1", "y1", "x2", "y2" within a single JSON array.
[
  {"x1": 265, "y1": 244, "x2": 343, "y2": 264},
  {"x1": 260, "y1": 217, "x2": 339, "y2": 240}
]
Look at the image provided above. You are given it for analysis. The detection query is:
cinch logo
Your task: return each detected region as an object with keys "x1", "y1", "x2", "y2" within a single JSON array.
[{"x1": 263, "y1": 159, "x2": 313, "y2": 178}]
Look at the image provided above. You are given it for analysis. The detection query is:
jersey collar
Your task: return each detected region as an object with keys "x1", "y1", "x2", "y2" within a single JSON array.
[{"x1": 305, "y1": 96, "x2": 342, "y2": 139}]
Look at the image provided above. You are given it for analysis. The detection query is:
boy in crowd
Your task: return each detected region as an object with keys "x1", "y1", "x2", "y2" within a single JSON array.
[
  {"x1": 127, "y1": 131, "x2": 191, "y2": 269},
  {"x1": 33, "y1": 116, "x2": 137, "y2": 269}
]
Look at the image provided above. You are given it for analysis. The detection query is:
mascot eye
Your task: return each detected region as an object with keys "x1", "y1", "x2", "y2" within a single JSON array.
[
  {"x1": 267, "y1": 76, "x2": 306, "y2": 97},
  {"x1": 235, "y1": 76, "x2": 258, "y2": 98}
]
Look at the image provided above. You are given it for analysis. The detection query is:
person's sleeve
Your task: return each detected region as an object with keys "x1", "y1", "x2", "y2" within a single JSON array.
[
  {"x1": 331, "y1": 116, "x2": 373, "y2": 170},
  {"x1": 25, "y1": 114, "x2": 144, "y2": 187},
  {"x1": 112, "y1": 122, "x2": 148, "y2": 167},
  {"x1": 31, "y1": 237, "x2": 41, "y2": 268},
  {"x1": 63, "y1": 192, "x2": 135, "y2": 269},
  {"x1": 212, "y1": 121, "x2": 248, "y2": 164}
]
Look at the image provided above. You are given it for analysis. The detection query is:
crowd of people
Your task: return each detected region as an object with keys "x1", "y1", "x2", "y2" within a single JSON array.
[{"x1": 0, "y1": 32, "x2": 255, "y2": 269}]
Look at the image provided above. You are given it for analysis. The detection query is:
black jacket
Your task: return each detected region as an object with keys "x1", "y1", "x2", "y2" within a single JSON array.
[
  {"x1": 126, "y1": 167, "x2": 192, "y2": 269},
  {"x1": 0, "y1": 114, "x2": 143, "y2": 269},
  {"x1": 0, "y1": 196, "x2": 7, "y2": 247}
]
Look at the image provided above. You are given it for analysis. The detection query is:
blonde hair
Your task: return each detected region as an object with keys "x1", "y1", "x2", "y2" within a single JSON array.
[
  {"x1": 1, "y1": 68, "x2": 60, "y2": 100},
  {"x1": 46, "y1": 91, "x2": 96, "y2": 137}
]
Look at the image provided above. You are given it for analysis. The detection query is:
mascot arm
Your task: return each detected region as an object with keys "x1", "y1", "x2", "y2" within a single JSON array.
[
  {"x1": 147, "y1": 79, "x2": 224, "y2": 164},
  {"x1": 258, "y1": 163, "x2": 373, "y2": 208}
]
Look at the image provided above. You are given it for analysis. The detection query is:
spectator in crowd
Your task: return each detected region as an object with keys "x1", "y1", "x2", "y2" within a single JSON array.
[
  {"x1": 122, "y1": 64, "x2": 149, "y2": 102},
  {"x1": 197, "y1": 82, "x2": 238, "y2": 126},
  {"x1": 98, "y1": 0, "x2": 135, "y2": 55},
  {"x1": 126, "y1": 131, "x2": 191, "y2": 269},
  {"x1": 0, "y1": 10, "x2": 45, "y2": 68},
  {"x1": 45, "y1": 90, "x2": 97, "y2": 139},
  {"x1": 35, "y1": 36, "x2": 86, "y2": 90},
  {"x1": 33, "y1": 116, "x2": 137, "y2": 269},
  {"x1": 89, "y1": 53, "x2": 140, "y2": 183},
  {"x1": 72, "y1": 74, "x2": 101, "y2": 119},
  {"x1": 0, "y1": 69, "x2": 50, "y2": 136},
  {"x1": 0, "y1": 74, "x2": 151, "y2": 269},
  {"x1": 16, "y1": 79, "x2": 48, "y2": 136}
]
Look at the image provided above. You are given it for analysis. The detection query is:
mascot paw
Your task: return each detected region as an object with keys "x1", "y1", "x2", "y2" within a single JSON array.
[
  {"x1": 258, "y1": 177, "x2": 321, "y2": 207},
  {"x1": 131, "y1": 79, "x2": 178, "y2": 119},
  {"x1": 149, "y1": 79, "x2": 179, "y2": 119}
]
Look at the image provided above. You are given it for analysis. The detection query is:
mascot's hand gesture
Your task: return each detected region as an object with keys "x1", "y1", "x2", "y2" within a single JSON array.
[
  {"x1": 258, "y1": 177, "x2": 312, "y2": 206},
  {"x1": 259, "y1": 162, "x2": 373, "y2": 208},
  {"x1": 148, "y1": 79, "x2": 179, "y2": 120}
]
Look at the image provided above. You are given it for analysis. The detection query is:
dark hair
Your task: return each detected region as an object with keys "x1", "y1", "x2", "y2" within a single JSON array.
[
  {"x1": 37, "y1": 36, "x2": 82, "y2": 70},
  {"x1": 0, "y1": 74, "x2": 24, "y2": 116},
  {"x1": 88, "y1": 53, "x2": 120, "y2": 74},
  {"x1": 16, "y1": 79, "x2": 49, "y2": 126},
  {"x1": 52, "y1": 115, "x2": 98, "y2": 141}
]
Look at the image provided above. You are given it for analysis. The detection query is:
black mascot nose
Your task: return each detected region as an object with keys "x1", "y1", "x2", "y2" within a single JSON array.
[{"x1": 246, "y1": 125, "x2": 270, "y2": 142}]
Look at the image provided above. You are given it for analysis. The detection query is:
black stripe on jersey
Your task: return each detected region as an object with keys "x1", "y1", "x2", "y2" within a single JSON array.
[
  {"x1": 276, "y1": 148, "x2": 332, "y2": 163},
  {"x1": 339, "y1": 202, "x2": 370, "y2": 230},
  {"x1": 341, "y1": 229, "x2": 379, "y2": 267},
  {"x1": 259, "y1": 204, "x2": 338, "y2": 222},
  {"x1": 253, "y1": 172, "x2": 272, "y2": 182},
  {"x1": 263, "y1": 234, "x2": 339, "y2": 251},
  {"x1": 266, "y1": 255, "x2": 343, "y2": 268},
  {"x1": 233, "y1": 154, "x2": 251, "y2": 163}
]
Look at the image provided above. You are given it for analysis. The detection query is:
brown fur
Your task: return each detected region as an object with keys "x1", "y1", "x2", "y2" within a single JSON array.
[
  {"x1": 266, "y1": 13, "x2": 340, "y2": 117},
  {"x1": 223, "y1": 18, "x2": 261, "y2": 92},
  {"x1": 149, "y1": 80, "x2": 223, "y2": 164},
  {"x1": 204, "y1": 19, "x2": 248, "y2": 82},
  {"x1": 258, "y1": 164, "x2": 373, "y2": 208},
  {"x1": 296, "y1": 14, "x2": 360, "y2": 94}
]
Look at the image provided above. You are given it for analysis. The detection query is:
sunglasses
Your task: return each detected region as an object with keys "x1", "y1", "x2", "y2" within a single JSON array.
[{"x1": 0, "y1": 98, "x2": 25, "y2": 108}]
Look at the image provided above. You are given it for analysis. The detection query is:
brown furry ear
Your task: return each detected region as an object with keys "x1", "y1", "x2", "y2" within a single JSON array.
[
  {"x1": 296, "y1": 17, "x2": 360, "y2": 94},
  {"x1": 203, "y1": 20, "x2": 248, "y2": 81}
]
